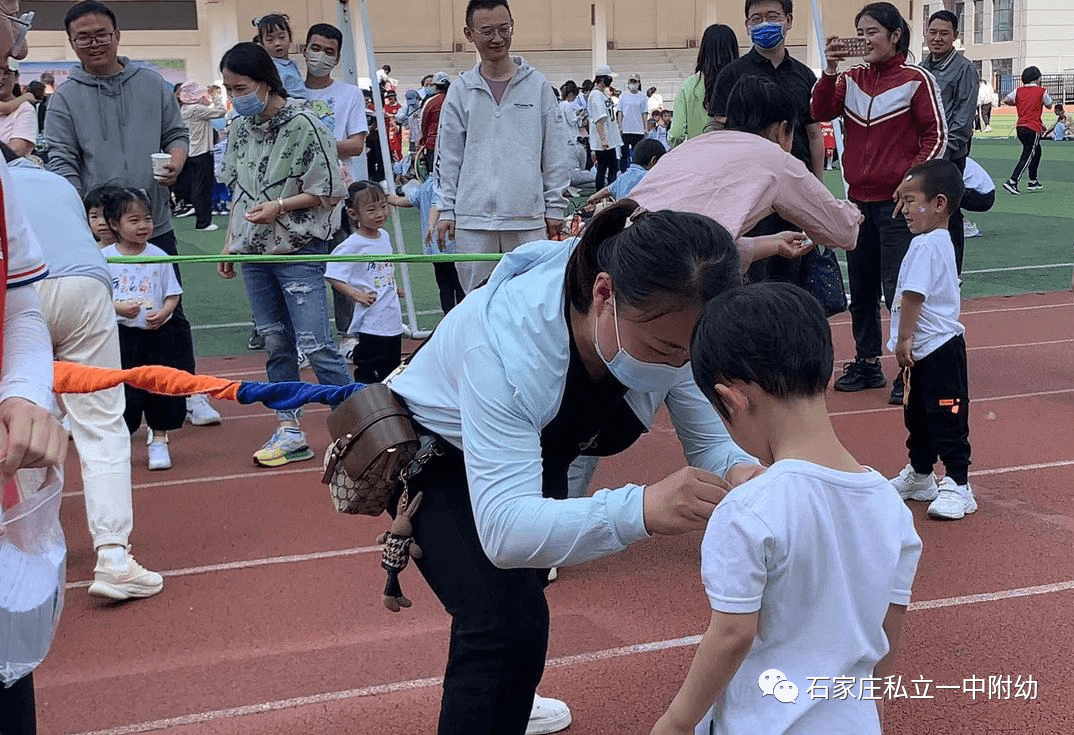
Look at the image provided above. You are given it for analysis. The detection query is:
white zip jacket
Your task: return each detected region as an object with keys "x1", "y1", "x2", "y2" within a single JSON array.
[{"x1": 434, "y1": 57, "x2": 570, "y2": 230}]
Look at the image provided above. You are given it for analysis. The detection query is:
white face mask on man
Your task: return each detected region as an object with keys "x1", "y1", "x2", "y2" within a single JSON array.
[
  {"x1": 305, "y1": 50, "x2": 336, "y2": 77},
  {"x1": 628, "y1": 81, "x2": 640, "y2": 92}
]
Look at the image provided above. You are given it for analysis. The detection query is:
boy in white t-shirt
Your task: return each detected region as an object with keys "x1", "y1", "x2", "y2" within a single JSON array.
[
  {"x1": 324, "y1": 181, "x2": 404, "y2": 384},
  {"x1": 653, "y1": 282, "x2": 922, "y2": 735},
  {"x1": 888, "y1": 160, "x2": 975, "y2": 520}
]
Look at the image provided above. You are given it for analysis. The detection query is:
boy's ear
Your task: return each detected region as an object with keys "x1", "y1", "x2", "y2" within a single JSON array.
[
  {"x1": 714, "y1": 382, "x2": 749, "y2": 418},
  {"x1": 934, "y1": 193, "x2": 949, "y2": 213}
]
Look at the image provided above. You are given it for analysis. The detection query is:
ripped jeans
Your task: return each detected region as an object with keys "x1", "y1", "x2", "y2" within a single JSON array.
[{"x1": 242, "y1": 241, "x2": 353, "y2": 422}]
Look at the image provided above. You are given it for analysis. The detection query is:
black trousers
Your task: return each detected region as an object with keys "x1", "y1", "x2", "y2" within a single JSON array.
[
  {"x1": 962, "y1": 189, "x2": 995, "y2": 213},
  {"x1": 434, "y1": 262, "x2": 465, "y2": 314},
  {"x1": 119, "y1": 321, "x2": 189, "y2": 433},
  {"x1": 904, "y1": 335, "x2": 971, "y2": 485},
  {"x1": 593, "y1": 148, "x2": 618, "y2": 190},
  {"x1": 396, "y1": 446, "x2": 548, "y2": 735},
  {"x1": 351, "y1": 332, "x2": 402, "y2": 384},
  {"x1": 176, "y1": 151, "x2": 215, "y2": 229},
  {"x1": 621, "y1": 132, "x2": 644, "y2": 171},
  {"x1": 150, "y1": 230, "x2": 197, "y2": 374},
  {"x1": 0, "y1": 673, "x2": 35, "y2": 735},
  {"x1": 743, "y1": 213, "x2": 804, "y2": 286},
  {"x1": 1010, "y1": 127, "x2": 1042, "y2": 184},
  {"x1": 577, "y1": 136, "x2": 592, "y2": 170},
  {"x1": 847, "y1": 200, "x2": 914, "y2": 359},
  {"x1": 948, "y1": 153, "x2": 967, "y2": 274},
  {"x1": 977, "y1": 103, "x2": 992, "y2": 129}
]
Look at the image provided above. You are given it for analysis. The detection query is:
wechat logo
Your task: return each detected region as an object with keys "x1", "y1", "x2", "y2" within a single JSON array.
[{"x1": 758, "y1": 669, "x2": 799, "y2": 704}]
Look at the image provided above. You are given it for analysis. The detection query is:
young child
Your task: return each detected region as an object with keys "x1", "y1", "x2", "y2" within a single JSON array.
[
  {"x1": 255, "y1": 13, "x2": 306, "y2": 100},
  {"x1": 587, "y1": 138, "x2": 665, "y2": 207},
  {"x1": 387, "y1": 177, "x2": 465, "y2": 315},
  {"x1": 100, "y1": 189, "x2": 186, "y2": 470},
  {"x1": 1001, "y1": 66, "x2": 1053, "y2": 194},
  {"x1": 325, "y1": 181, "x2": 405, "y2": 383},
  {"x1": 85, "y1": 186, "x2": 119, "y2": 247},
  {"x1": 1044, "y1": 103, "x2": 1071, "y2": 141},
  {"x1": 652, "y1": 282, "x2": 922, "y2": 735},
  {"x1": 888, "y1": 159, "x2": 976, "y2": 520}
]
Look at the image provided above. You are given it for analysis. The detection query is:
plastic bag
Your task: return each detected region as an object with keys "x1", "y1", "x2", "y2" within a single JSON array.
[{"x1": 0, "y1": 465, "x2": 66, "y2": 687}]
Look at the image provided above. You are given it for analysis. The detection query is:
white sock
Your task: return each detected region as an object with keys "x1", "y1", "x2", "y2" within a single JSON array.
[{"x1": 98, "y1": 545, "x2": 128, "y2": 567}]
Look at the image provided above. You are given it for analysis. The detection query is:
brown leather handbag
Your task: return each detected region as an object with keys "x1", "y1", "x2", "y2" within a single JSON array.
[{"x1": 320, "y1": 383, "x2": 419, "y2": 516}]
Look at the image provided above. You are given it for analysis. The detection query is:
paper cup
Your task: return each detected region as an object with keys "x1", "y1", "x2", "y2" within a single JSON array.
[{"x1": 150, "y1": 153, "x2": 171, "y2": 177}]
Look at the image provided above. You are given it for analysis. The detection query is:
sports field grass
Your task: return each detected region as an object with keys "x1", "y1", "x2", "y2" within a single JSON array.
[{"x1": 174, "y1": 118, "x2": 1073, "y2": 358}]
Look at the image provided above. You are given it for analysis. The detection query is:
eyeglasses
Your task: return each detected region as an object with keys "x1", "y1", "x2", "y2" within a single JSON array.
[
  {"x1": 748, "y1": 12, "x2": 785, "y2": 25},
  {"x1": 70, "y1": 31, "x2": 115, "y2": 49},
  {"x1": 470, "y1": 23, "x2": 513, "y2": 40}
]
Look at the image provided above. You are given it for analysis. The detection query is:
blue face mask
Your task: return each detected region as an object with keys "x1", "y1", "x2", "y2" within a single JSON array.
[
  {"x1": 231, "y1": 84, "x2": 267, "y2": 117},
  {"x1": 750, "y1": 21, "x2": 787, "y2": 51},
  {"x1": 594, "y1": 297, "x2": 692, "y2": 393}
]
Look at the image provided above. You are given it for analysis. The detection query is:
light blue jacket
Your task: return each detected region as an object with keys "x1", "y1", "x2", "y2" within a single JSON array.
[{"x1": 391, "y1": 239, "x2": 754, "y2": 569}]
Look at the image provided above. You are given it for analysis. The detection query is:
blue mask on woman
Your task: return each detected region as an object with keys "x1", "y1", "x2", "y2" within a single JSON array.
[
  {"x1": 232, "y1": 84, "x2": 267, "y2": 117},
  {"x1": 750, "y1": 21, "x2": 786, "y2": 51},
  {"x1": 594, "y1": 298, "x2": 692, "y2": 393}
]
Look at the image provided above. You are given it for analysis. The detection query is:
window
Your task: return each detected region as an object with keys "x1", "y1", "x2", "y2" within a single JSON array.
[
  {"x1": 954, "y1": 2, "x2": 965, "y2": 36},
  {"x1": 992, "y1": 57, "x2": 1013, "y2": 96},
  {"x1": 972, "y1": 59, "x2": 983, "y2": 77},
  {"x1": 993, "y1": 0, "x2": 1014, "y2": 42},
  {"x1": 922, "y1": 4, "x2": 930, "y2": 36},
  {"x1": 973, "y1": 0, "x2": 984, "y2": 44}
]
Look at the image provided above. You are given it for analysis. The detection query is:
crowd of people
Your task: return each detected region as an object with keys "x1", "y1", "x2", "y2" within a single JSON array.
[{"x1": 0, "y1": 0, "x2": 1068, "y2": 733}]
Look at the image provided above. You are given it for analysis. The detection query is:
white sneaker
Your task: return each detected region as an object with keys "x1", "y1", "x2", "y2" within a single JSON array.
[
  {"x1": 527, "y1": 694, "x2": 572, "y2": 735},
  {"x1": 186, "y1": 394, "x2": 222, "y2": 426},
  {"x1": 89, "y1": 546, "x2": 164, "y2": 600},
  {"x1": 547, "y1": 567, "x2": 558, "y2": 582},
  {"x1": 928, "y1": 477, "x2": 977, "y2": 520},
  {"x1": 195, "y1": 223, "x2": 219, "y2": 232},
  {"x1": 147, "y1": 431, "x2": 172, "y2": 471},
  {"x1": 338, "y1": 336, "x2": 359, "y2": 361},
  {"x1": 890, "y1": 464, "x2": 939, "y2": 501},
  {"x1": 963, "y1": 220, "x2": 981, "y2": 238},
  {"x1": 298, "y1": 352, "x2": 311, "y2": 370}
]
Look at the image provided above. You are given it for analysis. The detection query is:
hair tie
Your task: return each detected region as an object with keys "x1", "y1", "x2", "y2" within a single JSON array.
[{"x1": 623, "y1": 206, "x2": 648, "y2": 229}]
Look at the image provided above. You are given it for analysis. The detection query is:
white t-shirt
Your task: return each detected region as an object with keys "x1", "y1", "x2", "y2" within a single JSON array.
[
  {"x1": 618, "y1": 91, "x2": 647, "y2": 135},
  {"x1": 701, "y1": 459, "x2": 921, "y2": 735},
  {"x1": 587, "y1": 89, "x2": 623, "y2": 151},
  {"x1": 102, "y1": 243, "x2": 183, "y2": 330},
  {"x1": 962, "y1": 158, "x2": 995, "y2": 194},
  {"x1": 0, "y1": 101, "x2": 37, "y2": 147},
  {"x1": 324, "y1": 230, "x2": 403, "y2": 337},
  {"x1": 559, "y1": 99, "x2": 581, "y2": 144},
  {"x1": 304, "y1": 80, "x2": 370, "y2": 181},
  {"x1": 647, "y1": 92, "x2": 664, "y2": 114},
  {"x1": 887, "y1": 228, "x2": 964, "y2": 360}
]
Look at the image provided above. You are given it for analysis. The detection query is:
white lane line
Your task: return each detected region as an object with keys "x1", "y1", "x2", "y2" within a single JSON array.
[
  {"x1": 828, "y1": 299, "x2": 1074, "y2": 327},
  {"x1": 829, "y1": 387, "x2": 1074, "y2": 417},
  {"x1": 962, "y1": 262, "x2": 1074, "y2": 275},
  {"x1": 65, "y1": 545, "x2": 382, "y2": 590},
  {"x1": 64, "y1": 579, "x2": 1074, "y2": 735},
  {"x1": 61, "y1": 467, "x2": 321, "y2": 499},
  {"x1": 834, "y1": 337, "x2": 1074, "y2": 364},
  {"x1": 969, "y1": 459, "x2": 1074, "y2": 477}
]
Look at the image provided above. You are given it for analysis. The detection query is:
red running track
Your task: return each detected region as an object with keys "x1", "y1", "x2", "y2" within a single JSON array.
[{"x1": 33, "y1": 291, "x2": 1074, "y2": 734}]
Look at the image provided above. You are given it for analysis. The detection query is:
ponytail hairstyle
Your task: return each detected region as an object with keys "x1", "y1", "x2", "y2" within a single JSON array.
[
  {"x1": 565, "y1": 200, "x2": 740, "y2": 318},
  {"x1": 723, "y1": 76, "x2": 798, "y2": 138},
  {"x1": 855, "y1": 2, "x2": 911, "y2": 59}
]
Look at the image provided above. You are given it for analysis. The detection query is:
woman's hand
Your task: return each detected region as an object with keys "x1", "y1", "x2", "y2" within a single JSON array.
[
  {"x1": 245, "y1": 200, "x2": 282, "y2": 225},
  {"x1": 643, "y1": 466, "x2": 730, "y2": 536},
  {"x1": 0, "y1": 397, "x2": 68, "y2": 481},
  {"x1": 217, "y1": 245, "x2": 237, "y2": 279},
  {"x1": 824, "y1": 35, "x2": 848, "y2": 75}
]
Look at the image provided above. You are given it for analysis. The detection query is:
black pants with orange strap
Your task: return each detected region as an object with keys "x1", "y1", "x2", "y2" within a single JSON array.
[{"x1": 903, "y1": 334, "x2": 971, "y2": 485}]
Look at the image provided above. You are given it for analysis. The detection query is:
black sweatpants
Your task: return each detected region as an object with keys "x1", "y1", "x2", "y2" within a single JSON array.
[
  {"x1": 904, "y1": 334, "x2": 971, "y2": 485},
  {"x1": 1010, "y1": 127, "x2": 1042, "y2": 184},
  {"x1": 949, "y1": 153, "x2": 967, "y2": 274},
  {"x1": 175, "y1": 151, "x2": 215, "y2": 229},
  {"x1": 593, "y1": 148, "x2": 618, "y2": 190},
  {"x1": 0, "y1": 673, "x2": 35, "y2": 735},
  {"x1": 150, "y1": 230, "x2": 197, "y2": 374},
  {"x1": 119, "y1": 321, "x2": 188, "y2": 434},
  {"x1": 434, "y1": 262, "x2": 465, "y2": 314},
  {"x1": 743, "y1": 213, "x2": 804, "y2": 286},
  {"x1": 351, "y1": 332, "x2": 402, "y2": 384},
  {"x1": 621, "y1": 132, "x2": 644, "y2": 171}
]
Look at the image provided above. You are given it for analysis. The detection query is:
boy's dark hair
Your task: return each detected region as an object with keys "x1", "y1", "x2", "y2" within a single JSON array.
[
  {"x1": 745, "y1": 0, "x2": 793, "y2": 16},
  {"x1": 565, "y1": 200, "x2": 740, "y2": 317},
  {"x1": 84, "y1": 185, "x2": 120, "y2": 213},
  {"x1": 26, "y1": 81, "x2": 46, "y2": 101},
  {"x1": 382, "y1": 64, "x2": 391, "y2": 73},
  {"x1": 594, "y1": 74, "x2": 613, "y2": 87},
  {"x1": 255, "y1": 13, "x2": 292, "y2": 40},
  {"x1": 103, "y1": 187, "x2": 151, "y2": 228},
  {"x1": 465, "y1": 0, "x2": 512, "y2": 27},
  {"x1": 220, "y1": 42, "x2": 288, "y2": 99},
  {"x1": 64, "y1": 1, "x2": 117, "y2": 33},
  {"x1": 855, "y1": 3, "x2": 911, "y2": 57},
  {"x1": 631, "y1": 139, "x2": 665, "y2": 168},
  {"x1": 903, "y1": 159, "x2": 965, "y2": 212},
  {"x1": 691, "y1": 282, "x2": 833, "y2": 419},
  {"x1": 722, "y1": 76, "x2": 798, "y2": 136},
  {"x1": 1021, "y1": 65, "x2": 1041, "y2": 84},
  {"x1": 928, "y1": 9, "x2": 958, "y2": 32},
  {"x1": 306, "y1": 23, "x2": 343, "y2": 51}
]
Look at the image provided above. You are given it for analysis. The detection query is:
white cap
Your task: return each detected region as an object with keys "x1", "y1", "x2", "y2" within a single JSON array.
[{"x1": 594, "y1": 64, "x2": 617, "y2": 78}]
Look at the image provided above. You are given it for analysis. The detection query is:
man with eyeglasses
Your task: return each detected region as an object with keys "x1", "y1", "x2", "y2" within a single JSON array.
[
  {"x1": 434, "y1": 0, "x2": 570, "y2": 296},
  {"x1": 44, "y1": 0, "x2": 222, "y2": 427},
  {"x1": 708, "y1": 0, "x2": 826, "y2": 287}
]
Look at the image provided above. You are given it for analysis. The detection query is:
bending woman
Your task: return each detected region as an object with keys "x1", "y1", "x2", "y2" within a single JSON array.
[
  {"x1": 631, "y1": 76, "x2": 862, "y2": 273},
  {"x1": 389, "y1": 202, "x2": 763, "y2": 735}
]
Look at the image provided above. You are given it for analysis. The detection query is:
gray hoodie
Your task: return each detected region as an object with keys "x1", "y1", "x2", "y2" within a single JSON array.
[
  {"x1": 434, "y1": 57, "x2": 569, "y2": 231},
  {"x1": 44, "y1": 57, "x2": 189, "y2": 238}
]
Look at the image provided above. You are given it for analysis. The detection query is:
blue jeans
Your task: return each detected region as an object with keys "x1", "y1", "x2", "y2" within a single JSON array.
[{"x1": 242, "y1": 242, "x2": 352, "y2": 422}]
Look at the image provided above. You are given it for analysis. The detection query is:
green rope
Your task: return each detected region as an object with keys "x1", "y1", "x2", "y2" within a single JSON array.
[{"x1": 105, "y1": 253, "x2": 506, "y2": 265}]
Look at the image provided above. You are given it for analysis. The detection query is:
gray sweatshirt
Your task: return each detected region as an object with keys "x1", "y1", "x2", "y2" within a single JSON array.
[
  {"x1": 434, "y1": 57, "x2": 570, "y2": 230},
  {"x1": 921, "y1": 50, "x2": 979, "y2": 160},
  {"x1": 44, "y1": 57, "x2": 189, "y2": 238}
]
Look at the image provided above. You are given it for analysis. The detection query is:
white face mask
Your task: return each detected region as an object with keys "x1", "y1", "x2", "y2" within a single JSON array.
[
  {"x1": 593, "y1": 297, "x2": 692, "y2": 393},
  {"x1": 305, "y1": 50, "x2": 336, "y2": 77},
  {"x1": 628, "y1": 82, "x2": 640, "y2": 92}
]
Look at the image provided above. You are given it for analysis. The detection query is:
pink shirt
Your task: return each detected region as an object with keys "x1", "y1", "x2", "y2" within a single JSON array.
[{"x1": 629, "y1": 130, "x2": 862, "y2": 270}]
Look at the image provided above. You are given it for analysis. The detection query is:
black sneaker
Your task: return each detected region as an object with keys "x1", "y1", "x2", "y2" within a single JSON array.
[
  {"x1": 889, "y1": 371, "x2": 905, "y2": 405},
  {"x1": 1027, "y1": 180, "x2": 1044, "y2": 192},
  {"x1": 1002, "y1": 180, "x2": 1020, "y2": 195},
  {"x1": 248, "y1": 328, "x2": 265, "y2": 350},
  {"x1": 833, "y1": 359, "x2": 886, "y2": 392}
]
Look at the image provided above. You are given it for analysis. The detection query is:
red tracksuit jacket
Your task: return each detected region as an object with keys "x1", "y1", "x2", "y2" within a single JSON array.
[{"x1": 811, "y1": 53, "x2": 947, "y2": 203}]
